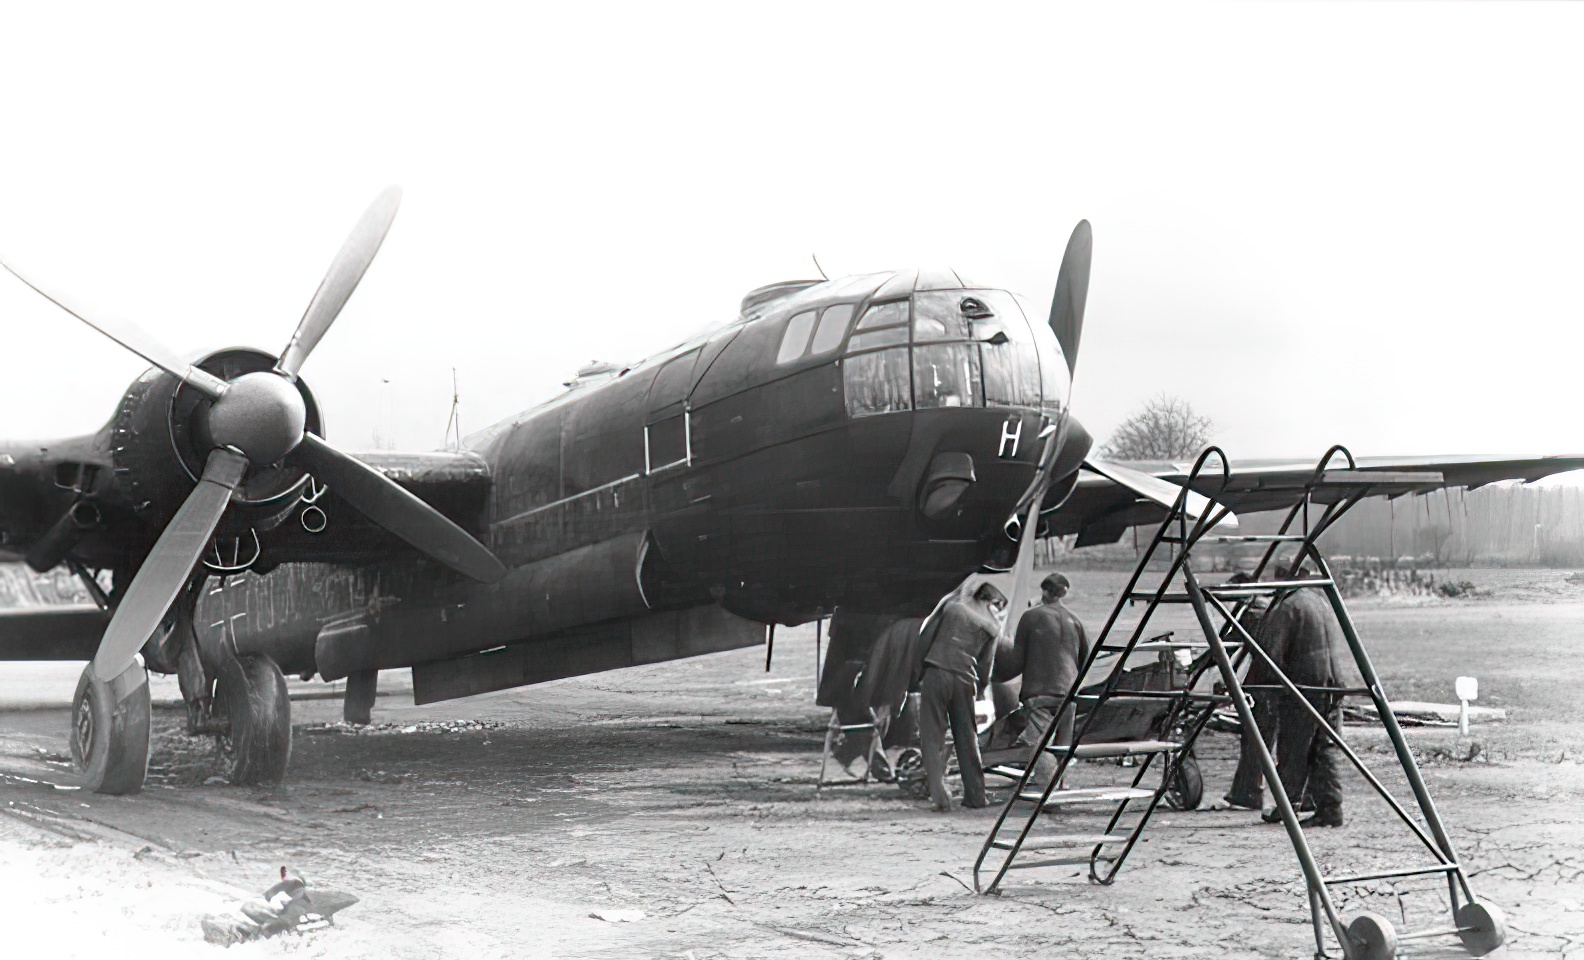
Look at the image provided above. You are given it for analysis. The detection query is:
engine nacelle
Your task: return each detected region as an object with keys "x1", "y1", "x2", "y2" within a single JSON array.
[{"x1": 109, "y1": 348, "x2": 323, "y2": 536}]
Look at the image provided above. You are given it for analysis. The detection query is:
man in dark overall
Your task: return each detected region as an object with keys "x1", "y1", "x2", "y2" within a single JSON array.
[
  {"x1": 1223, "y1": 572, "x2": 1278, "y2": 810},
  {"x1": 913, "y1": 582, "x2": 1006, "y2": 811},
  {"x1": 1252, "y1": 586, "x2": 1351, "y2": 827},
  {"x1": 998, "y1": 573, "x2": 1090, "y2": 787}
]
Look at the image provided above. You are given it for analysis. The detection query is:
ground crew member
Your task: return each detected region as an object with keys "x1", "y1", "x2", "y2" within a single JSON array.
[
  {"x1": 997, "y1": 573, "x2": 1090, "y2": 787},
  {"x1": 1223, "y1": 572, "x2": 1278, "y2": 810},
  {"x1": 1252, "y1": 585, "x2": 1350, "y2": 827},
  {"x1": 913, "y1": 582, "x2": 1006, "y2": 812}
]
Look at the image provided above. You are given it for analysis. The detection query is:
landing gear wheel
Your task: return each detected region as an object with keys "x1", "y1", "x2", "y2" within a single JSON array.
[
  {"x1": 1163, "y1": 749, "x2": 1203, "y2": 810},
  {"x1": 1455, "y1": 901, "x2": 1507, "y2": 956},
  {"x1": 1345, "y1": 912, "x2": 1397, "y2": 960},
  {"x1": 70, "y1": 660, "x2": 151, "y2": 795},
  {"x1": 214, "y1": 655, "x2": 292, "y2": 785}
]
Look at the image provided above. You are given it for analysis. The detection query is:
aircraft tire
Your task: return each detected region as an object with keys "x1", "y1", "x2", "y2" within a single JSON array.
[
  {"x1": 215, "y1": 654, "x2": 292, "y2": 785},
  {"x1": 71, "y1": 660, "x2": 151, "y2": 795}
]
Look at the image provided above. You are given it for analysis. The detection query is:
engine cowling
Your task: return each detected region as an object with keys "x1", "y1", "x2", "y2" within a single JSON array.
[{"x1": 109, "y1": 348, "x2": 323, "y2": 536}]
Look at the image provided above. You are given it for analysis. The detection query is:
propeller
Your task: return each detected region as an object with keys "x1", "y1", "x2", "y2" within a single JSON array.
[
  {"x1": 999, "y1": 222, "x2": 1093, "y2": 641},
  {"x1": 1047, "y1": 220, "x2": 1092, "y2": 378},
  {"x1": 1, "y1": 187, "x2": 506, "y2": 683}
]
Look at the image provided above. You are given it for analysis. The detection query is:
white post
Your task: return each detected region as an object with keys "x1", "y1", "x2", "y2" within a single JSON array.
[{"x1": 1455, "y1": 676, "x2": 1478, "y2": 736}]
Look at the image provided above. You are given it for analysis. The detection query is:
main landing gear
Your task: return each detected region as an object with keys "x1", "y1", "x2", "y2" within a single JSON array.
[
  {"x1": 70, "y1": 581, "x2": 294, "y2": 793},
  {"x1": 70, "y1": 650, "x2": 294, "y2": 793}
]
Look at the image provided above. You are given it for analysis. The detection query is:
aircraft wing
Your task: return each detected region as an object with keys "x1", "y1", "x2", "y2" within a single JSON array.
[{"x1": 1048, "y1": 453, "x2": 1584, "y2": 547}]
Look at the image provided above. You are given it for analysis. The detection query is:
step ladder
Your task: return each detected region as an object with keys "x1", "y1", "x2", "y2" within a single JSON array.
[{"x1": 973, "y1": 445, "x2": 1509, "y2": 960}]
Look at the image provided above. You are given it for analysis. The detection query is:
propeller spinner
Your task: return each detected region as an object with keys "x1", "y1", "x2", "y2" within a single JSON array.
[{"x1": 1, "y1": 187, "x2": 506, "y2": 683}]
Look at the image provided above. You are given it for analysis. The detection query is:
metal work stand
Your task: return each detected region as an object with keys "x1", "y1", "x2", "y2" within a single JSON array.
[{"x1": 973, "y1": 446, "x2": 1508, "y2": 960}]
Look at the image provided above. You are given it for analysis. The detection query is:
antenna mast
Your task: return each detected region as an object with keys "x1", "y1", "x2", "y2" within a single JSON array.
[{"x1": 444, "y1": 368, "x2": 463, "y2": 451}]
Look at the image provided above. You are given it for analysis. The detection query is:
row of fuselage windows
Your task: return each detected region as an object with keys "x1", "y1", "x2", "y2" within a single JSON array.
[{"x1": 775, "y1": 291, "x2": 1057, "y2": 419}]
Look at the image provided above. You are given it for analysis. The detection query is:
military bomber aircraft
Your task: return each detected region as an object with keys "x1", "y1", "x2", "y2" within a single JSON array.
[{"x1": 1, "y1": 188, "x2": 1580, "y2": 793}]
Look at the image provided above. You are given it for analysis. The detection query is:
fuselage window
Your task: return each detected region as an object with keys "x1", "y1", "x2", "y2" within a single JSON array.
[
  {"x1": 856, "y1": 299, "x2": 907, "y2": 330},
  {"x1": 914, "y1": 343, "x2": 984, "y2": 410},
  {"x1": 843, "y1": 298, "x2": 914, "y2": 418},
  {"x1": 849, "y1": 326, "x2": 908, "y2": 351},
  {"x1": 809, "y1": 303, "x2": 854, "y2": 355},
  {"x1": 924, "y1": 288, "x2": 1041, "y2": 410},
  {"x1": 911, "y1": 293, "x2": 974, "y2": 341},
  {"x1": 843, "y1": 347, "x2": 911, "y2": 418},
  {"x1": 646, "y1": 413, "x2": 689, "y2": 471},
  {"x1": 776, "y1": 310, "x2": 818, "y2": 364}
]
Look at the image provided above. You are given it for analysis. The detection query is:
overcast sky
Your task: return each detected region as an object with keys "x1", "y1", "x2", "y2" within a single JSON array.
[{"x1": 0, "y1": 2, "x2": 1580, "y2": 474}]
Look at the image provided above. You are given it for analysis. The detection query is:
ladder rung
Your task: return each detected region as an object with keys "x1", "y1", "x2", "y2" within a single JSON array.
[
  {"x1": 1205, "y1": 578, "x2": 1334, "y2": 595},
  {"x1": 990, "y1": 832, "x2": 1129, "y2": 851},
  {"x1": 1005, "y1": 854, "x2": 1116, "y2": 869},
  {"x1": 1205, "y1": 534, "x2": 1310, "y2": 543},
  {"x1": 1078, "y1": 690, "x2": 1229, "y2": 703},
  {"x1": 1017, "y1": 786, "x2": 1156, "y2": 806},
  {"x1": 1325, "y1": 863, "x2": 1459, "y2": 885},
  {"x1": 985, "y1": 765, "x2": 1028, "y2": 779},
  {"x1": 1046, "y1": 739, "x2": 1182, "y2": 758},
  {"x1": 1098, "y1": 640, "x2": 1214, "y2": 652},
  {"x1": 1127, "y1": 592, "x2": 1192, "y2": 603}
]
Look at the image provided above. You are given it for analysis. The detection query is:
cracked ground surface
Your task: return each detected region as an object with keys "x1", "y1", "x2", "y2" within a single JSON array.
[{"x1": 2, "y1": 567, "x2": 1583, "y2": 959}]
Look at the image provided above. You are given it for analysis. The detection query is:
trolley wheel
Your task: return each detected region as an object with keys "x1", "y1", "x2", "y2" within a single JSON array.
[
  {"x1": 1346, "y1": 912, "x2": 1398, "y2": 960},
  {"x1": 214, "y1": 654, "x2": 292, "y2": 785},
  {"x1": 1163, "y1": 750, "x2": 1203, "y2": 810},
  {"x1": 1455, "y1": 901, "x2": 1507, "y2": 956},
  {"x1": 70, "y1": 660, "x2": 151, "y2": 795},
  {"x1": 893, "y1": 747, "x2": 928, "y2": 799}
]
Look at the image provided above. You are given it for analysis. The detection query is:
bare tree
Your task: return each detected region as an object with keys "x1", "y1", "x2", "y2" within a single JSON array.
[{"x1": 1097, "y1": 394, "x2": 1214, "y2": 461}]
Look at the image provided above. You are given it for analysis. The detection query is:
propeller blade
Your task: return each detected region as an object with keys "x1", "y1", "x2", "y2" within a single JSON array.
[
  {"x1": 91, "y1": 448, "x2": 248, "y2": 681},
  {"x1": 1083, "y1": 458, "x2": 1239, "y2": 529},
  {"x1": 294, "y1": 433, "x2": 506, "y2": 583},
  {"x1": 999, "y1": 222, "x2": 1095, "y2": 637},
  {"x1": 1048, "y1": 220, "x2": 1093, "y2": 378},
  {"x1": 0, "y1": 259, "x2": 229, "y2": 399},
  {"x1": 276, "y1": 186, "x2": 402, "y2": 380},
  {"x1": 999, "y1": 469, "x2": 1053, "y2": 644}
]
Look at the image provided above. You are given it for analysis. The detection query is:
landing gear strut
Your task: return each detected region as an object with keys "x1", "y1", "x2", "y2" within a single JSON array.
[
  {"x1": 214, "y1": 654, "x2": 292, "y2": 785},
  {"x1": 71, "y1": 660, "x2": 151, "y2": 795},
  {"x1": 343, "y1": 669, "x2": 378, "y2": 726}
]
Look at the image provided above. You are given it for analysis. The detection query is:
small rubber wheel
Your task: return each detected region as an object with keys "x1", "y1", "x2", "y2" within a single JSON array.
[
  {"x1": 71, "y1": 660, "x2": 151, "y2": 795},
  {"x1": 214, "y1": 655, "x2": 292, "y2": 785},
  {"x1": 1455, "y1": 901, "x2": 1507, "y2": 956},
  {"x1": 1346, "y1": 912, "x2": 1398, "y2": 960},
  {"x1": 1164, "y1": 750, "x2": 1204, "y2": 810},
  {"x1": 894, "y1": 747, "x2": 928, "y2": 799}
]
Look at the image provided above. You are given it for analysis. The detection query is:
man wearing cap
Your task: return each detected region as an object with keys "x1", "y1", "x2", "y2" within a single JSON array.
[
  {"x1": 998, "y1": 573, "x2": 1090, "y2": 787},
  {"x1": 913, "y1": 582, "x2": 1006, "y2": 811}
]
